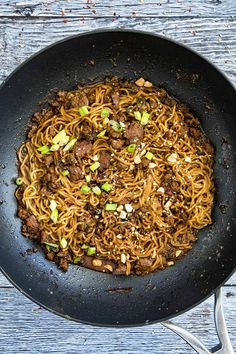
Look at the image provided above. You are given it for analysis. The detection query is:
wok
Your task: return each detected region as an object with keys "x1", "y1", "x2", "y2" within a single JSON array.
[{"x1": 0, "y1": 30, "x2": 235, "y2": 330}]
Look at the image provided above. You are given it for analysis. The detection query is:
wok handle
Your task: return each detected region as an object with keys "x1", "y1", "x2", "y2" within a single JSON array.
[{"x1": 161, "y1": 288, "x2": 235, "y2": 354}]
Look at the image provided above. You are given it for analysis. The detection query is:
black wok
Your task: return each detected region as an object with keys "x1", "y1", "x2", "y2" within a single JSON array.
[{"x1": 0, "y1": 30, "x2": 235, "y2": 326}]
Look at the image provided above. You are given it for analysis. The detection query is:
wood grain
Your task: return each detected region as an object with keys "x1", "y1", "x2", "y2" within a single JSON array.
[
  {"x1": 0, "y1": 17, "x2": 235, "y2": 85},
  {"x1": 0, "y1": 1, "x2": 235, "y2": 352},
  {"x1": 0, "y1": 0, "x2": 235, "y2": 18},
  {"x1": 0, "y1": 287, "x2": 235, "y2": 353}
]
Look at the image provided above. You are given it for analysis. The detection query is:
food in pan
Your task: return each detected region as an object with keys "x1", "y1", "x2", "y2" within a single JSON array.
[{"x1": 15, "y1": 77, "x2": 214, "y2": 275}]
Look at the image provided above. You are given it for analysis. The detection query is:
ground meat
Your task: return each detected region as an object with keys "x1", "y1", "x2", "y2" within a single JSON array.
[
  {"x1": 63, "y1": 153, "x2": 77, "y2": 165},
  {"x1": 25, "y1": 215, "x2": 41, "y2": 234},
  {"x1": 68, "y1": 92, "x2": 89, "y2": 108},
  {"x1": 74, "y1": 140, "x2": 93, "y2": 160},
  {"x1": 80, "y1": 255, "x2": 115, "y2": 273},
  {"x1": 46, "y1": 252, "x2": 55, "y2": 261},
  {"x1": 81, "y1": 125, "x2": 96, "y2": 142},
  {"x1": 116, "y1": 161, "x2": 128, "y2": 171},
  {"x1": 27, "y1": 123, "x2": 38, "y2": 138},
  {"x1": 99, "y1": 151, "x2": 111, "y2": 170},
  {"x1": 124, "y1": 122, "x2": 144, "y2": 143},
  {"x1": 42, "y1": 154, "x2": 54, "y2": 167},
  {"x1": 202, "y1": 140, "x2": 214, "y2": 155},
  {"x1": 111, "y1": 91, "x2": 120, "y2": 106},
  {"x1": 137, "y1": 257, "x2": 153, "y2": 268},
  {"x1": 57, "y1": 250, "x2": 68, "y2": 258},
  {"x1": 18, "y1": 207, "x2": 28, "y2": 220},
  {"x1": 113, "y1": 263, "x2": 127, "y2": 275},
  {"x1": 67, "y1": 165, "x2": 83, "y2": 182},
  {"x1": 111, "y1": 139, "x2": 124, "y2": 150},
  {"x1": 48, "y1": 125, "x2": 57, "y2": 137},
  {"x1": 189, "y1": 127, "x2": 203, "y2": 140},
  {"x1": 41, "y1": 186, "x2": 52, "y2": 196},
  {"x1": 171, "y1": 181, "x2": 180, "y2": 192},
  {"x1": 40, "y1": 230, "x2": 49, "y2": 244},
  {"x1": 165, "y1": 215, "x2": 175, "y2": 226},
  {"x1": 32, "y1": 112, "x2": 43, "y2": 123},
  {"x1": 141, "y1": 158, "x2": 150, "y2": 168},
  {"x1": 44, "y1": 171, "x2": 60, "y2": 189},
  {"x1": 59, "y1": 258, "x2": 69, "y2": 272}
]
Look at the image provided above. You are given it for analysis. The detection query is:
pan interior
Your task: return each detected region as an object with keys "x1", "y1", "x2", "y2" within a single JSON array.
[{"x1": 0, "y1": 30, "x2": 235, "y2": 326}]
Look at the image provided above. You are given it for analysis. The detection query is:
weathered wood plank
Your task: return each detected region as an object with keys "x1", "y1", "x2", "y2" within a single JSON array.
[
  {"x1": 0, "y1": 287, "x2": 235, "y2": 353},
  {"x1": 0, "y1": 0, "x2": 235, "y2": 18},
  {"x1": 0, "y1": 17, "x2": 235, "y2": 85}
]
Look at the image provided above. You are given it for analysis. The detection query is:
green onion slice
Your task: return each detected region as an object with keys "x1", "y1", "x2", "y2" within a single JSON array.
[
  {"x1": 101, "y1": 108, "x2": 110, "y2": 119},
  {"x1": 73, "y1": 256, "x2": 80, "y2": 264},
  {"x1": 16, "y1": 177, "x2": 23, "y2": 186},
  {"x1": 52, "y1": 129, "x2": 67, "y2": 145},
  {"x1": 101, "y1": 183, "x2": 112, "y2": 192},
  {"x1": 97, "y1": 129, "x2": 107, "y2": 138},
  {"x1": 134, "y1": 111, "x2": 142, "y2": 121},
  {"x1": 44, "y1": 242, "x2": 59, "y2": 248},
  {"x1": 87, "y1": 246, "x2": 96, "y2": 256},
  {"x1": 105, "y1": 203, "x2": 117, "y2": 211},
  {"x1": 50, "y1": 208, "x2": 59, "y2": 223},
  {"x1": 60, "y1": 237, "x2": 67, "y2": 249},
  {"x1": 92, "y1": 186, "x2": 102, "y2": 196},
  {"x1": 63, "y1": 138, "x2": 77, "y2": 152},
  {"x1": 141, "y1": 111, "x2": 150, "y2": 125},
  {"x1": 50, "y1": 144, "x2": 60, "y2": 152},
  {"x1": 37, "y1": 145, "x2": 50, "y2": 154},
  {"x1": 145, "y1": 151, "x2": 154, "y2": 160},
  {"x1": 110, "y1": 120, "x2": 123, "y2": 132},
  {"x1": 61, "y1": 169, "x2": 69, "y2": 176},
  {"x1": 127, "y1": 144, "x2": 136, "y2": 153},
  {"x1": 90, "y1": 161, "x2": 100, "y2": 172},
  {"x1": 49, "y1": 199, "x2": 57, "y2": 211},
  {"x1": 80, "y1": 185, "x2": 91, "y2": 193},
  {"x1": 85, "y1": 175, "x2": 91, "y2": 183},
  {"x1": 82, "y1": 244, "x2": 89, "y2": 250},
  {"x1": 79, "y1": 106, "x2": 89, "y2": 116}
]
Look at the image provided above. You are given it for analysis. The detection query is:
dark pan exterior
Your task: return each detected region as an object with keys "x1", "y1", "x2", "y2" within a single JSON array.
[{"x1": 0, "y1": 30, "x2": 235, "y2": 326}]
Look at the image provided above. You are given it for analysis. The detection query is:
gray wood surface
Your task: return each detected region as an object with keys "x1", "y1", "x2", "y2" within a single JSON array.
[{"x1": 0, "y1": 1, "x2": 235, "y2": 353}]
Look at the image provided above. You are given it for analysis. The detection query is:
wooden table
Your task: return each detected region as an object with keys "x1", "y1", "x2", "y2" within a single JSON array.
[{"x1": 0, "y1": 1, "x2": 235, "y2": 353}]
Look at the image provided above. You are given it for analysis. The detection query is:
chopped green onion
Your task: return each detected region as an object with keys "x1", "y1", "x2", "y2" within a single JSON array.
[
  {"x1": 73, "y1": 256, "x2": 80, "y2": 264},
  {"x1": 103, "y1": 117, "x2": 110, "y2": 125},
  {"x1": 63, "y1": 138, "x2": 77, "y2": 152},
  {"x1": 110, "y1": 120, "x2": 123, "y2": 132},
  {"x1": 79, "y1": 106, "x2": 89, "y2": 116},
  {"x1": 61, "y1": 169, "x2": 69, "y2": 177},
  {"x1": 85, "y1": 175, "x2": 91, "y2": 183},
  {"x1": 145, "y1": 151, "x2": 154, "y2": 160},
  {"x1": 44, "y1": 242, "x2": 59, "y2": 249},
  {"x1": 101, "y1": 183, "x2": 112, "y2": 192},
  {"x1": 101, "y1": 108, "x2": 110, "y2": 119},
  {"x1": 82, "y1": 244, "x2": 89, "y2": 250},
  {"x1": 60, "y1": 237, "x2": 67, "y2": 249},
  {"x1": 127, "y1": 144, "x2": 136, "y2": 153},
  {"x1": 49, "y1": 199, "x2": 57, "y2": 211},
  {"x1": 134, "y1": 111, "x2": 142, "y2": 121},
  {"x1": 97, "y1": 129, "x2": 107, "y2": 138},
  {"x1": 105, "y1": 203, "x2": 117, "y2": 211},
  {"x1": 37, "y1": 145, "x2": 50, "y2": 154},
  {"x1": 52, "y1": 129, "x2": 67, "y2": 145},
  {"x1": 92, "y1": 186, "x2": 102, "y2": 196},
  {"x1": 50, "y1": 208, "x2": 59, "y2": 223},
  {"x1": 59, "y1": 135, "x2": 70, "y2": 147},
  {"x1": 16, "y1": 177, "x2": 23, "y2": 186},
  {"x1": 90, "y1": 161, "x2": 100, "y2": 172},
  {"x1": 87, "y1": 246, "x2": 96, "y2": 256},
  {"x1": 141, "y1": 111, "x2": 150, "y2": 125},
  {"x1": 45, "y1": 244, "x2": 51, "y2": 252},
  {"x1": 80, "y1": 185, "x2": 91, "y2": 193},
  {"x1": 50, "y1": 144, "x2": 60, "y2": 152}
]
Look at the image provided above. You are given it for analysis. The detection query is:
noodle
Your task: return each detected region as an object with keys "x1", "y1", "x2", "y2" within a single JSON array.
[{"x1": 15, "y1": 77, "x2": 214, "y2": 275}]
